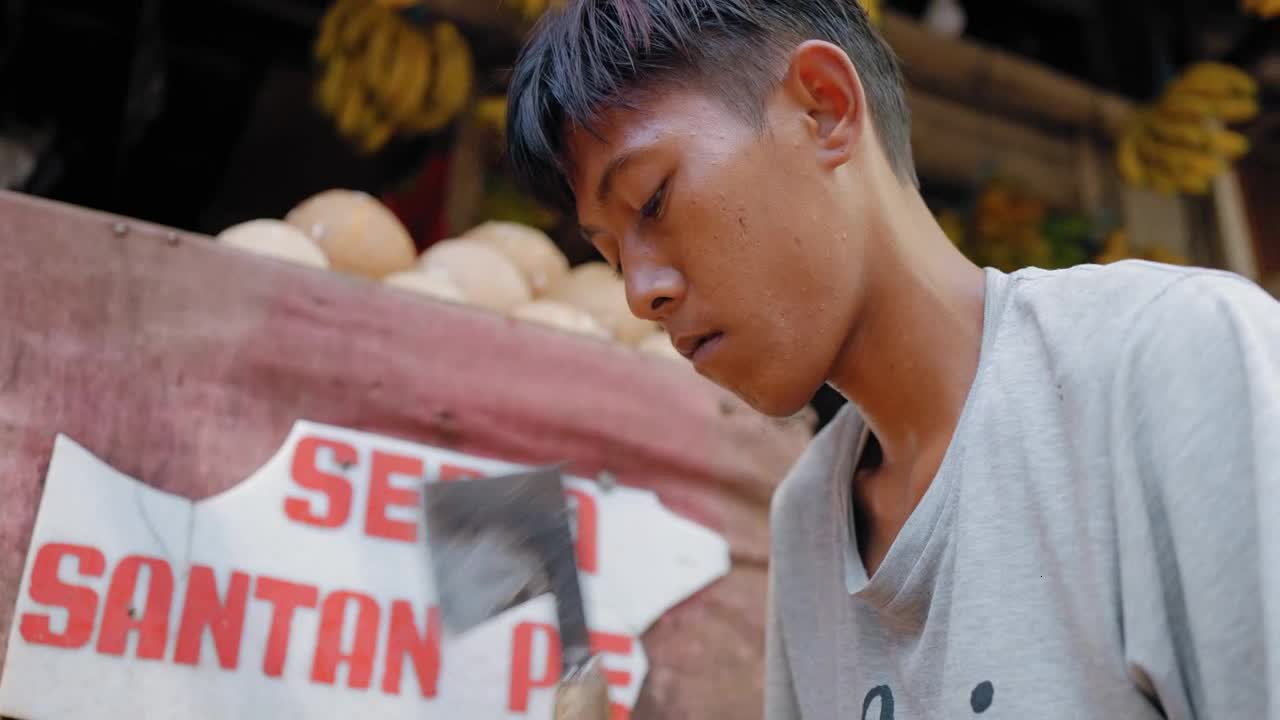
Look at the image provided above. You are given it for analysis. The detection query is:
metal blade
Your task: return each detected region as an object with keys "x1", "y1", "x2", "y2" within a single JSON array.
[{"x1": 422, "y1": 465, "x2": 591, "y2": 671}]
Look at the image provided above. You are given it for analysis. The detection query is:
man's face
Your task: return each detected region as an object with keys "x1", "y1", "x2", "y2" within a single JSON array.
[{"x1": 568, "y1": 85, "x2": 871, "y2": 416}]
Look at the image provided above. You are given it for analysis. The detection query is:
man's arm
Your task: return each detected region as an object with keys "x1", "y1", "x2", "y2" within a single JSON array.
[{"x1": 1109, "y1": 271, "x2": 1280, "y2": 719}]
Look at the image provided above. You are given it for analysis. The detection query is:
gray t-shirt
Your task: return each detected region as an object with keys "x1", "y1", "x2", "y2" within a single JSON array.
[{"x1": 765, "y1": 261, "x2": 1280, "y2": 719}]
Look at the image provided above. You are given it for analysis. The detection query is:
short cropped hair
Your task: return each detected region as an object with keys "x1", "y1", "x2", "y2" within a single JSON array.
[{"x1": 506, "y1": 0, "x2": 917, "y2": 214}]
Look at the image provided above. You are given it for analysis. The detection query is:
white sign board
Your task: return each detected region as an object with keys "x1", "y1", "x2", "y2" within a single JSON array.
[{"x1": 0, "y1": 420, "x2": 730, "y2": 719}]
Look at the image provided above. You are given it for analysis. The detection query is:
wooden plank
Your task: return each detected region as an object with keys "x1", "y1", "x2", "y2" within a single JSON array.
[
  {"x1": 884, "y1": 10, "x2": 1135, "y2": 138},
  {"x1": 0, "y1": 190, "x2": 810, "y2": 718},
  {"x1": 910, "y1": 87, "x2": 1080, "y2": 208}
]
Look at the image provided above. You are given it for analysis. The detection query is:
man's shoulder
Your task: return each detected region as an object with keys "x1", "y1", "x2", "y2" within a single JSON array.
[
  {"x1": 1005, "y1": 259, "x2": 1246, "y2": 314},
  {"x1": 1016, "y1": 261, "x2": 1275, "y2": 353},
  {"x1": 996, "y1": 261, "x2": 1266, "y2": 374}
]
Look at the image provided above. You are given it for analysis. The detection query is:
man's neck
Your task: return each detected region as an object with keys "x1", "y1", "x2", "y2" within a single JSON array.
[{"x1": 829, "y1": 192, "x2": 988, "y2": 502}]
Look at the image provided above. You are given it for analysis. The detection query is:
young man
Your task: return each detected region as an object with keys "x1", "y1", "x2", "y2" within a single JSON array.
[{"x1": 506, "y1": 1, "x2": 1280, "y2": 717}]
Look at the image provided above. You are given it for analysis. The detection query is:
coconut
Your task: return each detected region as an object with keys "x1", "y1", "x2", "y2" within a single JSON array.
[
  {"x1": 465, "y1": 221, "x2": 569, "y2": 297},
  {"x1": 636, "y1": 331, "x2": 683, "y2": 361},
  {"x1": 215, "y1": 219, "x2": 328, "y2": 269},
  {"x1": 284, "y1": 189, "x2": 416, "y2": 278},
  {"x1": 551, "y1": 261, "x2": 617, "y2": 294},
  {"x1": 418, "y1": 238, "x2": 531, "y2": 312},
  {"x1": 382, "y1": 268, "x2": 466, "y2": 304},
  {"x1": 548, "y1": 262, "x2": 656, "y2": 344},
  {"x1": 510, "y1": 300, "x2": 610, "y2": 340}
]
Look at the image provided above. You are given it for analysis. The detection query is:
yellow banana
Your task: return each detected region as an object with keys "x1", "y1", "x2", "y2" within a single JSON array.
[
  {"x1": 378, "y1": 18, "x2": 419, "y2": 120},
  {"x1": 1133, "y1": 132, "x2": 1219, "y2": 191},
  {"x1": 1144, "y1": 110, "x2": 1209, "y2": 148},
  {"x1": 1143, "y1": 133, "x2": 1222, "y2": 179},
  {"x1": 1207, "y1": 128, "x2": 1249, "y2": 159},
  {"x1": 315, "y1": 0, "x2": 361, "y2": 61},
  {"x1": 408, "y1": 21, "x2": 474, "y2": 133},
  {"x1": 389, "y1": 20, "x2": 432, "y2": 121},
  {"x1": 365, "y1": 10, "x2": 402, "y2": 105},
  {"x1": 1171, "y1": 167, "x2": 1212, "y2": 194},
  {"x1": 317, "y1": 54, "x2": 350, "y2": 115},
  {"x1": 360, "y1": 111, "x2": 396, "y2": 153},
  {"x1": 1158, "y1": 93, "x2": 1214, "y2": 121},
  {"x1": 336, "y1": 58, "x2": 370, "y2": 137},
  {"x1": 1170, "y1": 61, "x2": 1258, "y2": 98},
  {"x1": 1210, "y1": 96, "x2": 1260, "y2": 123},
  {"x1": 1116, "y1": 133, "x2": 1146, "y2": 184},
  {"x1": 340, "y1": 1, "x2": 381, "y2": 52}
]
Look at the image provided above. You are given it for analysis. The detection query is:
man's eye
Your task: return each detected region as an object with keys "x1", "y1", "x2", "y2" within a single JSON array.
[{"x1": 640, "y1": 181, "x2": 666, "y2": 219}]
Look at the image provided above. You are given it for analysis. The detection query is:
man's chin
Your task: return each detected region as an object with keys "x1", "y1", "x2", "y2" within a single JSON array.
[{"x1": 724, "y1": 380, "x2": 817, "y2": 420}]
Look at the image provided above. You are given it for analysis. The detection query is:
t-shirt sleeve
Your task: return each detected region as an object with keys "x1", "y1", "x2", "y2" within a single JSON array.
[
  {"x1": 1109, "y1": 271, "x2": 1280, "y2": 719},
  {"x1": 765, "y1": 551, "x2": 803, "y2": 720},
  {"x1": 764, "y1": 481, "x2": 804, "y2": 720}
]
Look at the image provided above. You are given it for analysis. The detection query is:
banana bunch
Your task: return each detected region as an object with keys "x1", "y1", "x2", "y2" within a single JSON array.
[
  {"x1": 314, "y1": 0, "x2": 474, "y2": 154},
  {"x1": 1243, "y1": 0, "x2": 1280, "y2": 18},
  {"x1": 1116, "y1": 61, "x2": 1258, "y2": 195}
]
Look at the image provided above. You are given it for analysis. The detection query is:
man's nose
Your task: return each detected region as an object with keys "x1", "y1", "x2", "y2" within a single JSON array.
[{"x1": 621, "y1": 256, "x2": 685, "y2": 322}]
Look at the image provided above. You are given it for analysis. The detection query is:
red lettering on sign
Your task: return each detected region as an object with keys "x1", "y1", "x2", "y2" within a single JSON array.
[
  {"x1": 438, "y1": 463, "x2": 483, "y2": 482},
  {"x1": 19, "y1": 542, "x2": 104, "y2": 649},
  {"x1": 366, "y1": 451, "x2": 422, "y2": 542},
  {"x1": 565, "y1": 488, "x2": 599, "y2": 574},
  {"x1": 174, "y1": 566, "x2": 249, "y2": 669},
  {"x1": 96, "y1": 555, "x2": 174, "y2": 660},
  {"x1": 255, "y1": 577, "x2": 318, "y2": 677},
  {"x1": 382, "y1": 602, "x2": 441, "y2": 698},
  {"x1": 286, "y1": 435, "x2": 356, "y2": 528},
  {"x1": 509, "y1": 622, "x2": 637, "y2": 713},
  {"x1": 312, "y1": 590, "x2": 380, "y2": 689},
  {"x1": 590, "y1": 631, "x2": 634, "y2": 688},
  {"x1": 509, "y1": 622, "x2": 560, "y2": 712}
]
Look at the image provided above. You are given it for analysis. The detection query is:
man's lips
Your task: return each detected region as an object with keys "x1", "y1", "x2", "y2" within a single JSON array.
[{"x1": 674, "y1": 331, "x2": 724, "y2": 362}]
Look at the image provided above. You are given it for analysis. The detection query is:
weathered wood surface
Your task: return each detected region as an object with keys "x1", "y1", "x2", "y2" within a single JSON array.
[{"x1": 0, "y1": 190, "x2": 808, "y2": 718}]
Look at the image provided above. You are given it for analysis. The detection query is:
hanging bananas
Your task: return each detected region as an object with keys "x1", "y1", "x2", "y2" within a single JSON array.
[
  {"x1": 1243, "y1": 0, "x2": 1280, "y2": 18},
  {"x1": 314, "y1": 0, "x2": 475, "y2": 154},
  {"x1": 1115, "y1": 61, "x2": 1258, "y2": 196}
]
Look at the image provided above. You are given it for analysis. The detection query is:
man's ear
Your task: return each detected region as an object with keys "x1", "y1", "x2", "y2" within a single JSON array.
[{"x1": 780, "y1": 40, "x2": 866, "y2": 169}]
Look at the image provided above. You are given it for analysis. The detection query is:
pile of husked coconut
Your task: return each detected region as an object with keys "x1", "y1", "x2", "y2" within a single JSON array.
[{"x1": 215, "y1": 189, "x2": 680, "y2": 361}]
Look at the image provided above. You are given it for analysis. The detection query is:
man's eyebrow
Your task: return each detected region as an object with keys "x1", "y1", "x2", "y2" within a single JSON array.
[
  {"x1": 593, "y1": 141, "x2": 660, "y2": 206},
  {"x1": 596, "y1": 148, "x2": 641, "y2": 207},
  {"x1": 581, "y1": 144, "x2": 658, "y2": 240}
]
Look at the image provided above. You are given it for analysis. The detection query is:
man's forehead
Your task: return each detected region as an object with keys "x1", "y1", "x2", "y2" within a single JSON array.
[
  {"x1": 565, "y1": 107, "x2": 661, "y2": 188},
  {"x1": 565, "y1": 90, "x2": 721, "y2": 197}
]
